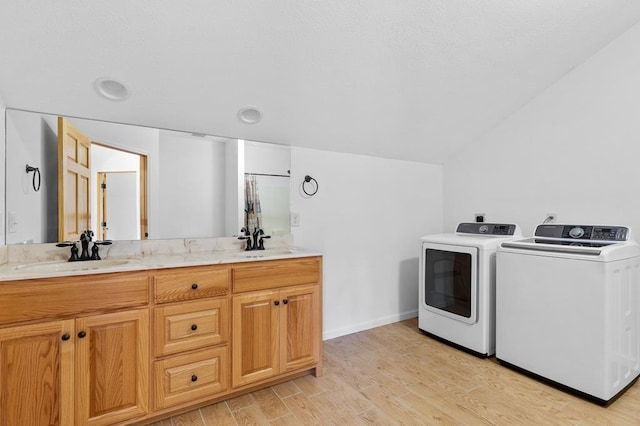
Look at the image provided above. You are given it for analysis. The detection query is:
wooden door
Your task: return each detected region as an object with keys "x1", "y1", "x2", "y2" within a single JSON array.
[
  {"x1": 232, "y1": 290, "x2": 279, "y2": 387},
  {"x1": 280, "y1": 285, "x2": 320, "y2": 373},
  {"x1": 75, "y1": 309, "x2": 149, "y2": 426},
  {"x1": 58, "y1": 116, "x2": 91, "y2": 242},
  {"x1": 0, "y1": 320, "x2": 74, "y2": 426}
]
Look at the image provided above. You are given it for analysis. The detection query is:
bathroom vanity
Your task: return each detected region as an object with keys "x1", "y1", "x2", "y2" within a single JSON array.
[{"x1": 0, "y1": 247, "x2": 322, "y2": 425}]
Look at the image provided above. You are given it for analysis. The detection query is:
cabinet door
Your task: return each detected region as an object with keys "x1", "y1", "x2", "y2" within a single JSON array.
[
  {"x1": 75, "y1": 309, "x2": 149, "y2": 426},
  {"x1": 232, "y1": 290, "x2": 279, "y2": 387},
  {"x1": 0, "y1": 320, "x2": 74, "y2": 426},
  {"x1": 280, "y1": 285, "x2": 320, "y2": 372}
]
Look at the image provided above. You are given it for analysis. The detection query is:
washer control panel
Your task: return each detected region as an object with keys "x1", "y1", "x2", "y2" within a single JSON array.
[
  {"x1": 535, "y1": 224, "x2": 629, "y2": 241},
  {"x1": 456, "y1": 223, "x2": 518, "y2": 235}
]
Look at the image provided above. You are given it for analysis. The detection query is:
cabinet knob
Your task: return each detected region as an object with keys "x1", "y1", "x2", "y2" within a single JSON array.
[
  {"x1": 61, "y1": 333, "x2": 70, "y2": 341},
  {"x1": 191, "y1": 375, "x2": 198, "y2": 382},
  {"x1": 78, "y1": 331, "x2": 87, "y2": 338},
  {"x1": 191, "y1": 324, "x2": 198, "y2": 331},
  {"x1": 274, "y1": 300, "x2": 280, "y2": 306},
  {"x1": 283, "y1": 299, "x2": 288, "y2": 305},
  {"x1": 191, "y1": 283, "x2": 198, "y2": 290}
]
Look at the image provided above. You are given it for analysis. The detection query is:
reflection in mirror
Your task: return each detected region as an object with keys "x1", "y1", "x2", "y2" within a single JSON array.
[
  {"x1": 5, "y1": 109, "x2": 291, "y2": 245},
  {"x1": 243, "y1": 141, "x2": 291, "y2": 237}
]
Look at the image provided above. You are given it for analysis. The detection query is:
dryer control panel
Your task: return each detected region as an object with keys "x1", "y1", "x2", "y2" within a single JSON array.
[
  {"x1": 535, "y1": 225, "x2": 629, "y2": 241},
  {"x1": 456, "y1": 223, "x2": 518, "y2": 235}
]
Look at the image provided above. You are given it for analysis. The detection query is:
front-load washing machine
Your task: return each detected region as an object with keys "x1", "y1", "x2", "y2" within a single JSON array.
[
  {"x1": 419, "y1": 222, "x2": 522, "y2": 357},
  {"x1": 496, "y1": 224, "x2": 640, "y2": 404}
]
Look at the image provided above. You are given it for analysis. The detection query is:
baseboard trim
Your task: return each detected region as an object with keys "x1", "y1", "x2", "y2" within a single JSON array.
[{"x1": 323, "y1": 309, "x2": 417, "y2": 340}]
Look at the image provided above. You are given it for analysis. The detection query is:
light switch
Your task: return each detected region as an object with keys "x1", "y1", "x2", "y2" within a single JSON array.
[{"x1": 8, "y1": 212, "x2": 18, "y2": 233}]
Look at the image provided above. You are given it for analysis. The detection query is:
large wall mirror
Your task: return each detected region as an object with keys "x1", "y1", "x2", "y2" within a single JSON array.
[{"x1": 4, "y1": 109, "x2": 291, "y2": 245}]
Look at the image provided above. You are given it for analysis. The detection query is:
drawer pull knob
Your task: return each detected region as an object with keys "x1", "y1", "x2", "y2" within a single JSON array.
[
  {"x1": 61, "y1": 333, "x2": 70, "y2": 341},
  {"x1": 191, "y1": 375, "x2": 198, "y2": 382},
  {"x1": 274, "y1": 300, "x2": 280, "y2": 306},
  {"x1": 191, "y1": 324, "x2": 198, "y2": 331},
  {"x1": 191, "y1": 283, "x2": 198, "y2": 290},
  {"x1": 283, "y1": 299, "x2": 288, "y2": 304},
  {"x1": 78, "y1": 331, "x2": 87, "y2": 339}
]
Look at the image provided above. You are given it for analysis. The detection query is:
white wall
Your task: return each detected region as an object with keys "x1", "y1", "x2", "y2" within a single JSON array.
[
  {"x1": 225, "y1": 140, "x2": 244, "y2": 236},
  {"x1": 5, "y1": 111, "x2": 58, "y2": 243},
  {"x1": 156, "y1": 131, "x2": 226, "y2": 239},
  {"x1": 290, "y1": 147, "x2": 442, "y2": 339},
  {"x1": 444, "y1": 22, "x2": 640, "y2": 237},
  {"x1": 244, "y1": 141, "x2": 290, "y2": 176}
]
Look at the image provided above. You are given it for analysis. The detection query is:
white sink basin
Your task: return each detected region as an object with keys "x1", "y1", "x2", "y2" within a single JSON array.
[
  {"x1": 13, "y1": 258, "x2": 140, "y2": 273},
  {"x1": 225, "y1": 249, "x2": 298, "y2": 259}
]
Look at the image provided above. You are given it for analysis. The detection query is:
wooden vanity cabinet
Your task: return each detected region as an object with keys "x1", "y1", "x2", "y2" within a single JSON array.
[
  {"x1": 0, "y1": 272, "x2": 150, "y2": 426},
  {"x1": 0, "y1": 256, "x2": 321, "y2": 425},
  {"x1": 231, "y1": 257, "x2": 322, "y2": 388}
]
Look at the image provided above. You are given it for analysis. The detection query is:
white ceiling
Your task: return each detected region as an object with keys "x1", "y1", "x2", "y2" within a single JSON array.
[{"x1": 2, "y1": 1, "x2": 640, "y2": 164}]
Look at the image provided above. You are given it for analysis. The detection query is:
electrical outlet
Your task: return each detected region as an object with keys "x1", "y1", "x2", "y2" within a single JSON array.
[
  {"x1": 546, "y1": 212, "x2": 557, "y2": 223},
  {"x1": 291, "y1": 212, "x2": 300, "y2": 227},
  {"x1": 475, "y1": 213, "x2": 485, "y2": 223}
]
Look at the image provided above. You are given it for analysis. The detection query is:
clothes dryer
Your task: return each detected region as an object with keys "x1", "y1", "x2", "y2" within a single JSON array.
[
  {"x1": 496, "y1": 224, "x2": 640, "y2": 404},
  {"x1": 419, "y1": 222, "x2": 522, "y2": 357}
]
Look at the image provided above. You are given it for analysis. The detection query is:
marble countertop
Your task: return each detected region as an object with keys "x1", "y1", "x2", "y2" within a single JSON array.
[{"x1": 0, "y1": 236, "x2": 322, "y2": 282}]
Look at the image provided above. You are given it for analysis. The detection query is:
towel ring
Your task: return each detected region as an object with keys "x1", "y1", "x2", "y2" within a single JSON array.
[
  {"x1": 26, "y1": 164, "x2": 41, "y2": 192},
  {"x1": 302, "y1": 175, "x2": 318, "y2": 196}
]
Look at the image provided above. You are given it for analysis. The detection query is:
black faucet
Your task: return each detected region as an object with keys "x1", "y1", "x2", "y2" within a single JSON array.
[
  {"x1": 79, "y1": 230, "x2": 94, "y2": 260},
  {"x1": 252, "y1": 228, "x2": 271, "y2": 250},
  {"x1": 91, "y1": 240, "x2": 113, "y2": 260},
  {"x1": 257, "y1": 232, "x2": 271, "y2": 250},
  {"x1": 57, "y1": 230, "x2": 112, "y2": 262},
  {"x1": 252, "y1": 228, "x2": 263, "y2": 250},
  {"x1": 55, "y1": 241, "x2": 80, "y2": 262},
  {"x1": 238, "y1": 227, "x2": 253, "y2": 251},
  {"x1": 238, "y1": 227, "x2": 271, "y2": 251}
]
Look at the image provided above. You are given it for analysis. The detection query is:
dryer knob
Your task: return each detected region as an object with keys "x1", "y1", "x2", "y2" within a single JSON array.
[
  {"x1": 479, "y1": 225, "x2": 489, "y2": 233},
  {"x1": 569, "y1": 227, "x2": 585, "y2": 238}
]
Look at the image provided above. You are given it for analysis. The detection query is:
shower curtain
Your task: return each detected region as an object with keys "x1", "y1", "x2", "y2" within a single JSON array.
[{"x1": 244, "y1": 175, "x2": 262, "y2": 231}]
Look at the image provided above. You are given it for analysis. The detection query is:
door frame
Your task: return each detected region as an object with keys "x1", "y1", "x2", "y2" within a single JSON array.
[{"x1": 92, "y1": 142, "x2": 148, "y2": 240}]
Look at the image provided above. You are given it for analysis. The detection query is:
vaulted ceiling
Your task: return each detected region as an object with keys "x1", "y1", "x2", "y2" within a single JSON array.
[{"x1": 2, "y1": 1, "x2": 640, "y2": 163}]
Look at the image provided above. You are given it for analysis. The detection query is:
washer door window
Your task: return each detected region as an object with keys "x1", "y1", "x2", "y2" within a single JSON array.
[{"x1": 423, "y1": 243, "x2": 478, "y2": 324}]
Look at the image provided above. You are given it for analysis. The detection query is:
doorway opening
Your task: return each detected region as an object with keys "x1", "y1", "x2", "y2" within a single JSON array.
[{"x1": 92, "y1": 143, "x2": 148, "y2": 241}]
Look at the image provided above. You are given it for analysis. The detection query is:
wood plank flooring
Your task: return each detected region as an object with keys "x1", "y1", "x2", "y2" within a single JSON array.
[{"x1": 150, "y1": 318, "x2": 640, "y2": 425}]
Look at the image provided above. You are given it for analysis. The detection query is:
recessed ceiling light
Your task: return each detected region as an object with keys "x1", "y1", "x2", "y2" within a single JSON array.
[
  {"x1": 94, "y1": 78, "x2": 130, "y2": 101},
  {"x1": 238, "y1": 106, "x2": 263, "y2": 124}
]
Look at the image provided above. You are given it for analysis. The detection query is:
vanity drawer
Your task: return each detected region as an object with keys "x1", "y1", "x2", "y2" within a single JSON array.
[
  {"x1": 154, "y1": 298, "x2": 229, "y2": 357},
  {"x1": 153, "y1": 266, "x2": 229, "y2": 304},
  {"x1": 0, "y1": 272, "x2": 149, "y2": 325},
  {"x1": 232, "y1": 257, "x2": 321, "y2": 293},
  {"x1": 153, "y1": 346, "x2": 229, "y2": 410}
]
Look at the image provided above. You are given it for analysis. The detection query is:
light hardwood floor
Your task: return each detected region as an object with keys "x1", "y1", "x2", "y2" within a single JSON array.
[{"x1": 150, "y1": 318, "x2": 640, "y2": 425}]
